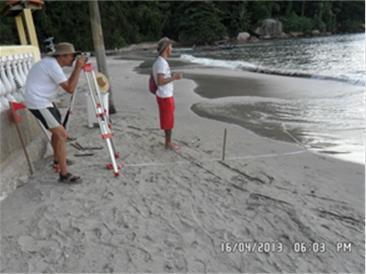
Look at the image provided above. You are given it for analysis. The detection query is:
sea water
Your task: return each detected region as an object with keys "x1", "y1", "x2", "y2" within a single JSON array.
[{"x1": 178, "y1": 33, "x2": 365, "y2": 164}]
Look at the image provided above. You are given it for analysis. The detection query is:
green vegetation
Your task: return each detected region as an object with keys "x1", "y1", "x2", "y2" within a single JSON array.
[
  {"x1": 282, "y1": 13, "x2": 314, "y2": 33},
  {"x1": 173, "y1": 1, "x2": 227, "y2": 45},
  {"x1": 0, "y1": 1, "x2": 364, "y2": 49}
]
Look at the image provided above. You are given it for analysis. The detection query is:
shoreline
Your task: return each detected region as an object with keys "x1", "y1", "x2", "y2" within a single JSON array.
[
  {"x1": 1, "y1": 57, "x2": 364, "y2": 273},
  {"x1": 185, "y1": 69, "x2": 364, "y2": 166},
  {"x1": 134, "y1": 57, "x2": 364, "y2": 166},
  {"x1": 116, "y1": 32, "x2": 365, "y2": 87}
]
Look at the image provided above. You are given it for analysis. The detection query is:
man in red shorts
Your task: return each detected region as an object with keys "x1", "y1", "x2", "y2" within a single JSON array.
[{"x1": 152, "y1": 37, "x2": 182, "y2": 150}]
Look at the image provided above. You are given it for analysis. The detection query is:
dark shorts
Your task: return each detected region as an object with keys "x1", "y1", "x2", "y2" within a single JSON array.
[
  {"x1": 29, "y1": 104, "x2": 62, "y2": 129},
  {"x1": 156, "y1": 96, "x2": 175, "y2": 130}
]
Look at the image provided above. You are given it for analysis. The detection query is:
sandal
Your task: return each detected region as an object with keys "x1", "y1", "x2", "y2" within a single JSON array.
[
  {"x1": 59, "y1": 173, "x2": 82, "y2": 184},
  {"x1": 53, "y1": 159, "x2": 75, "y2": 172}
]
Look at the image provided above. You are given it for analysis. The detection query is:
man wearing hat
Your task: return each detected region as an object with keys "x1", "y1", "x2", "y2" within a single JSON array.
[
  {"x1": 152, "y1": 37, "x2": 182, "y2": 150},
  {"x1": 24, "y1": 42, "x2": 87, "y2": 184}
]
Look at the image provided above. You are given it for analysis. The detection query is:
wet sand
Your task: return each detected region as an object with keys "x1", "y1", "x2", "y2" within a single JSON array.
[
  {"x1": 0, "y1": 57, "x2": 364, "y2": 273},
  {"x1": 178, "y1": 66, "x2": 364, "y2": 163}
]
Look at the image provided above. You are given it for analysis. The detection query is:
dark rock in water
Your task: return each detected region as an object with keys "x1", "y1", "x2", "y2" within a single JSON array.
[
  {"x1": 312, "y1": 29, "x2": 321, "y2": 36},
  {"x1": 248, "y1": 29, "x2": 261, "y2": 38},
  {"x1": 248, "y1": 36, "x2": 260, "y2": 43},
  {"x1": 199, "y1": 40, "x2": 237, "y2": 51},
  {"x1": 289, "y1": 32, "x2": 304, "y2": 38}
]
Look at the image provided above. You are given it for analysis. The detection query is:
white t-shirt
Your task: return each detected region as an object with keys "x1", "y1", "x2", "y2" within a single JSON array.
[
  {"x1": 24, "y1": 57, "x2": 67, "y2": 109},
  {"x1": 152, "y1": 56, "x2": 173, "y2": 98}
]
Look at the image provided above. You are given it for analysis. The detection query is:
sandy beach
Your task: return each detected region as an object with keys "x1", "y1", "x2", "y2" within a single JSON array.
[{"x1": 0, "y1": 57, "x2": 364, "y2": 273}]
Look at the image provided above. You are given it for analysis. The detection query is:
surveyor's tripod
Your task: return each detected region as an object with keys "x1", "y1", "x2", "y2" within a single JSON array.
[{"x1": 83, "y1": 63, "x2": 121, "y2": 176}]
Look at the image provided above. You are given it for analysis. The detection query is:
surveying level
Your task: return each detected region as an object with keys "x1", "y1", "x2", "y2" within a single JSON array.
[
  {"x1": 43, "y1": 37, "x2": 55, "y2": 54},
  {"x1": 82, "y1": 63, "x2": 122, "y2": 176}
]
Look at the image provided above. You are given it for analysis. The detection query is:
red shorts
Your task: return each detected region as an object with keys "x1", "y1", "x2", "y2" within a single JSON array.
[{"x1": 156, "y1": 96, "x2": 175, "y2": 130}]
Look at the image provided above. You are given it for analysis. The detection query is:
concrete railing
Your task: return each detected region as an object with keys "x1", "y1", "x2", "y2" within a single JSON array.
[
  {"x1": 0, "y1": 45, "x2": 40, "y2": 111},
  {"x1": 0, "y1": 45, "x2": 45, "y2": 200}
]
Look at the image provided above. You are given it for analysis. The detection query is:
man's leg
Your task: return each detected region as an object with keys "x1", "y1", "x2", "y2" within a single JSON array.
[
  {"x1": 51, "y1": 134, "x2": 58, "y2": 163},
  {"x1": 49, "y1": 126, "x2": 68, "y2": 176},
  {"x1": 29, "y1": 107, "x2": 80, "y2": 182},
  {"x1": 163, "y1": 97, "x2": 176, "y2": 150},
  {"x1": 164, "y1": 129, "x2": 172, "y2": 149}
]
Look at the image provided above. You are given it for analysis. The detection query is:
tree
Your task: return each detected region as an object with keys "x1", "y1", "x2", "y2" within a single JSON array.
[
  {"x1": 89, "y1": 0, "x2": 116, "y2": 114},
  {"x1": 33, "y1": 1, "x2": 92, "y2": 51},
  {"x1": 282, "y1": 12, "x2": 314, "y2": 33},
  {"x1": 175, "y1": 1, "x2": 227, "y2": 45},
  {"x1": 215, "y1": 1, "x2": 250, "y2": 37},
  {"x1": 0, "y1": 16, "x2": 18, "y2": 45},
  {"x1": 1, "y1": 1, "x2": 364, "y2": 47}
]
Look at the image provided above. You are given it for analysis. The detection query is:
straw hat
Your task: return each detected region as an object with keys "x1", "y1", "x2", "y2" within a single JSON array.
[
  {"x1": 157, "y1": 37, "x2": 174, "y2": 55},
  {"x1": 47, "y1": 42, "x2": 81, "y2": 56},
  {"x1": 96, "y1": 72, "x2": 110, "y2": 93}
]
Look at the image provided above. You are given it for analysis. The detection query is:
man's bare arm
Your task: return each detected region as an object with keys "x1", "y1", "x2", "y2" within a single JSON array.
[
  {"x1": 157, "y1": 72, "x2": 182, "y2": 86},
  {"x1": 59, "y1": 57, "x2": 87, "y2": 93}
]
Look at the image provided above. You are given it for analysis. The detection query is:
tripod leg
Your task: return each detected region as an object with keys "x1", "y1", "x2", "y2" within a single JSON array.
[
  {"x1": 85, "y1": 69, "x2": 120, "y2": 175},
  {"x1": 105, "y1": 138, "x2": 119, "y2": 176},
  {"x1": 89, "y1": 71, "x2": 119, "y2": 158},
  {"x1": 63, "y1": 88, "x2": 78, "y2": 130}
]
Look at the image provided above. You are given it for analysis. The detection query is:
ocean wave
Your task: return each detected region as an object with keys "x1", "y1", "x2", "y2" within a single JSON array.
[
  {"x1": 179, "y1": 54, "x2": 365, "y2": 87},
  {"x1": 180, "y1": 54, "x2": 257, "y2": 71}
]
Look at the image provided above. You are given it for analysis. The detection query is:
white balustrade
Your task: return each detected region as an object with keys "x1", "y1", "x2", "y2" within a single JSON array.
[
  {"x1": 16, "y1": 54, "x2": 27, "y2": 85},
  {"x1": 0, "y1": 75, "x2": 8, "y2": 111},
  {"x1": 22, "y1": 55, "x2": 29, "y2": 80},
  {"x1": 0, "y1": 57, "x2": 16, "y2": 108},
  {"x1": 5, "y1": 56, "x2": 20, "y2": 101},
  {"x1": 0, "y1": 52, "x2": 36, "y2": 112},
  {"x1": 25, "y1": 53, "x2": 34, "y2": 71},
  {"x1": 12, "y1": 55, "x2": 25, "y2": 101}
]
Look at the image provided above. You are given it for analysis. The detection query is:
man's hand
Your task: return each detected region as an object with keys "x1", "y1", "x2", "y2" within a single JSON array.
[
  {"x1": 60, "y1": 55, "x2": 87, "y2": 93},
  {"x1": 157, "y1": 72, "x2": 183, "y2": 86},
  {"x1": 75, "y1": 55, "x2": 87, "y2": 69},
  {"x1": 172, "y1": 72, "x2": 183, "y2": 80}
]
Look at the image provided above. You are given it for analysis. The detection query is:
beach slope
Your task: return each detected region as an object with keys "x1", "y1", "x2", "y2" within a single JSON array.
[{"x1": 0, "y1": 58, "x2": 364, "y2": 273}]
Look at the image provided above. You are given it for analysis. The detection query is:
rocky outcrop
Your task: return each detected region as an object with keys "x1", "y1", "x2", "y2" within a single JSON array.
[
  {"x1": 236, "y1": 32, "x2": 250, "y2": 43},
  {"x1": 289, "y1": 32, "x2": 304, "y2": 38},
  {"x1": 256, "y1": 18, "x2": 286, "y2": 39},
  {"x1": 311, "y1": 29, "x2": 321, "y2": 36}
]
